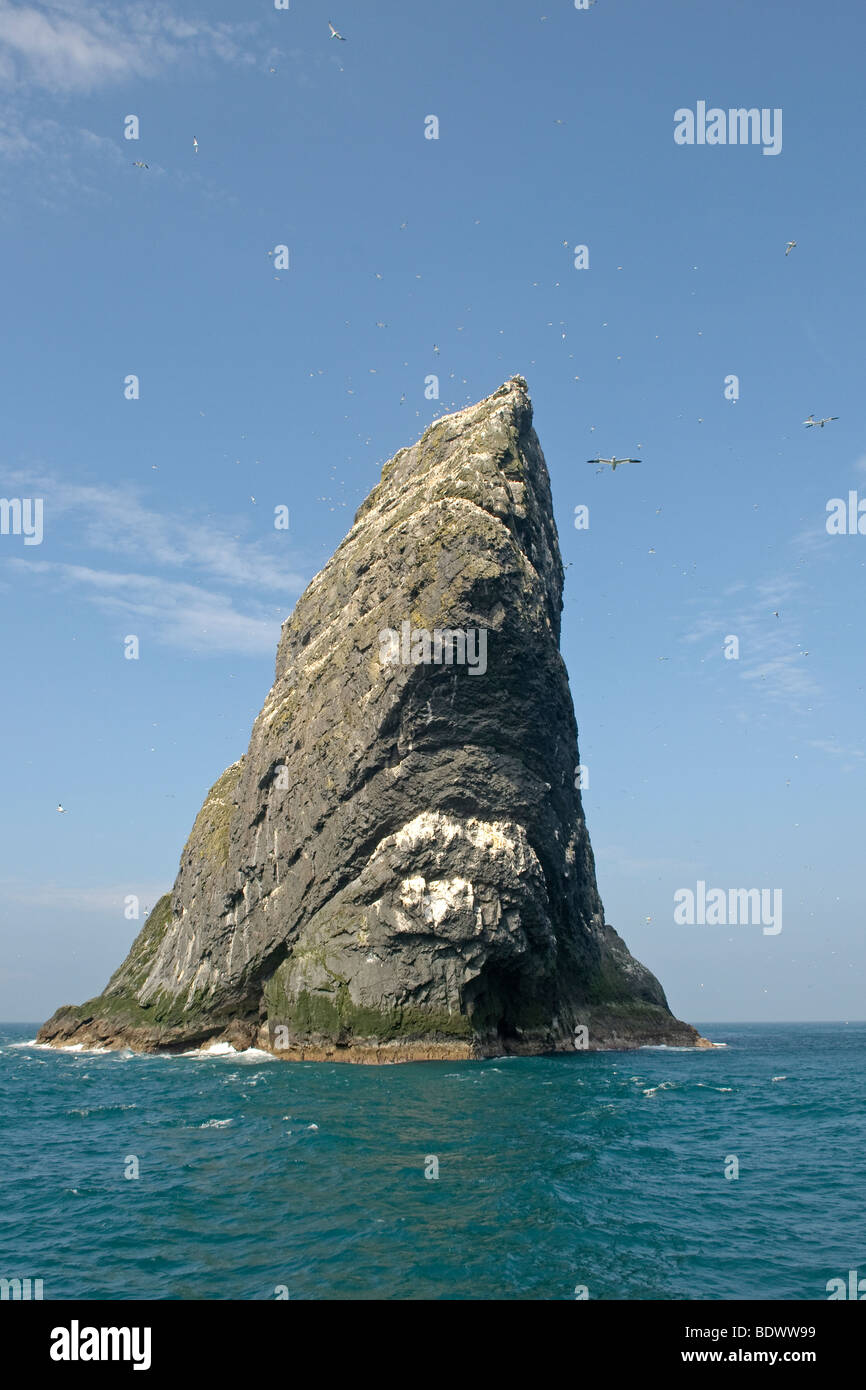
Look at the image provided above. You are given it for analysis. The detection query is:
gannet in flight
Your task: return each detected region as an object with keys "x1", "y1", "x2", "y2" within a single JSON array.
[
  {"x1": 328, "y1": 21, "x2": 346, "y2": 40},
  {"x1": 785, "y1": 241, "x2": 796, "y2": 255},
  {"x1": 57, "y1": 804, "x2": 67, "y2": 813},
  {"x1": 133, "y1": 161, "x2": 148, "y2": 169},
  {"x1": 803, "y1": 414, "x2": 838, "y2": 428},
  {"x1": 193, "y1": 137, "x2": 198, "y2": 154},
  {"x1": 588, "y1": 457, "x2": 641, "y2": 472}
]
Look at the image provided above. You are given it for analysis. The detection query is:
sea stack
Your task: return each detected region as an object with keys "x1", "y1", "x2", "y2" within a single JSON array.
[{"x1": 38, "y1": 378, "x2": 706, "y2": 1059}]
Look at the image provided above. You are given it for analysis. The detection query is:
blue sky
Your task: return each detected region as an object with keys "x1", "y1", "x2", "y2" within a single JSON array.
[{"x1": 1, "y1": 0, "x2": 864, "y2": 1025}]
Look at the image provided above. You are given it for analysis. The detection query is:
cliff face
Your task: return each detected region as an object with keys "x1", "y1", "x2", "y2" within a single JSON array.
[{"x1": 38, "y1": 378, "x2": 707, "y2": 1059}]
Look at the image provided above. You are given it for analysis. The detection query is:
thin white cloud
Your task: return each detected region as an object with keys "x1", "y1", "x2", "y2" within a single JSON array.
[
  {"x1": 0, "y1": 115, "x2": 119, "y2": 163},
  {"x1": 9, "y1": 559, "x2": 287, "y2": 655},
  {"x1": 0, "y1": 107, "x2": 128, "y2": 209},
  {"x1": 680, "y1": 570, "x2": 820, "y2": 715},
  {"x1": 594, "y1": 845, "x2": 701, "y2": 880},
  {"x1": 1, "y1": 878, "x2": 169, "y2": 913},
  {"x1": 0, "y1": 1, "x2": 258, "y2": 93},
  {"x1": 4, "y1": 471, "x2": 306, "y2": 593},
  {"x1": 3, "y1": 472, "x2": 306, "y2": 655},
  {"x1": 807, "y1": 738, "x2": 865, "y2": 771}
]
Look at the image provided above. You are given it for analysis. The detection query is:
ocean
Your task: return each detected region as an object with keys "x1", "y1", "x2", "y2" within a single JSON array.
[{"x1": 1, "y1": 1022, "x2": 862, "y2": 1301}]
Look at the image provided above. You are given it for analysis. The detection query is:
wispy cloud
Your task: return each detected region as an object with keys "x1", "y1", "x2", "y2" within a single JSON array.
[
  {"x1": 594, "y1": 845, "x2": 701, "y2": 881},
  {"x1": 0, "y1": 108, "x2": 126, "y2": 208},
  {"x1": 8, "y1": 473, "x2": 305, "y2": 589},
  {"x1": 1, "y1": 878, "x2": 169, "y2": 913},
  {"x1": 0, "y1": 1, "x2": 258, "y2": 93},
  {"x1": 807, "y1": 738, "x2": 865, "y2": 772},
  {"x1": 4, "y1": 472, "x2": 306, "y2": 655},
  {"x1": 681, "y1": 572, "x2": 820, "y2": 716},
  {"x1": 10, "y1": 559, "x2": 287, "y2": 655},
  {"x1": 0, "y1": 5, "x2": 288, "y2": 209}
]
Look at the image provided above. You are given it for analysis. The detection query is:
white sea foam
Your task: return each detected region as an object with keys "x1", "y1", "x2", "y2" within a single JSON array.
[
  {"x1": 179, "y1": 1042, "x2": 276, "y2": 1062},
  {"x1": 199, "y1": 1118, "x2": 233, "y2": 1128},
  {"x1": 642, "y1": 1081, "x2": 676, "y2": 1096}
]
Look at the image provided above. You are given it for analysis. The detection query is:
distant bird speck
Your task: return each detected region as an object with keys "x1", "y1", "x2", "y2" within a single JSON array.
[
  {"x1": 803, "y1": 414, "x2": 838, "y2": 428},
  {"x1": 328, "y1": 21, "x2": 346, "y2": 40},
  {"x1": 57, "y1": 804, "x2": 66, "y2": 813},
  {"x1": 785, "y1": 241, "x2": 797, "y2": 256}
]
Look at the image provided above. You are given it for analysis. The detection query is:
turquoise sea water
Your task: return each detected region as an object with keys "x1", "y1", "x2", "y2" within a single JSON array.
[{"x1": 1, "y1": 1022, "x2": 863, "y2": 1301}]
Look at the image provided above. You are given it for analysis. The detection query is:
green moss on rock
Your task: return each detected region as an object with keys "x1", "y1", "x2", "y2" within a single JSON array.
[
  {"x1": 104, "y1": 894, "x2": 173, "y2": 997},
  {"x1": 186, "y1": 760, "x2": 244, "y2": 867},
  {"x1": 264, "y1": 969, "x2": 472, "y2": 1045}
]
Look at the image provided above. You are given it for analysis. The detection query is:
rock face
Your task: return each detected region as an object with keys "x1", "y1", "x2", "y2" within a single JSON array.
[{"x1": 38, "y1": 378, "x2": 707, "y2": 1060}]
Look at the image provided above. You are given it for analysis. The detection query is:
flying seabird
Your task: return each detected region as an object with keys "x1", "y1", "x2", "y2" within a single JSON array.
[
  {"x1": 785, "y1": 241, "x2": 796, "y2": 255},
  {"x1": 587, "y1": 457, "x2": 641, "y2": 472},
  {"x1": 193, "y1": 137, "x2": 198, "y2": 154},
  {"x1": 133, "y1": 161, "x2": 148, "y2": 169},
  {"x1": 803, "y1": 414, "x2": 838, "y2": 428},
  {"x1": 328, "y1": 21, "x2": 346, "y2": 40},
  {"x1": 57, "y1": 804, "x2": 67, "y2": 813}
]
